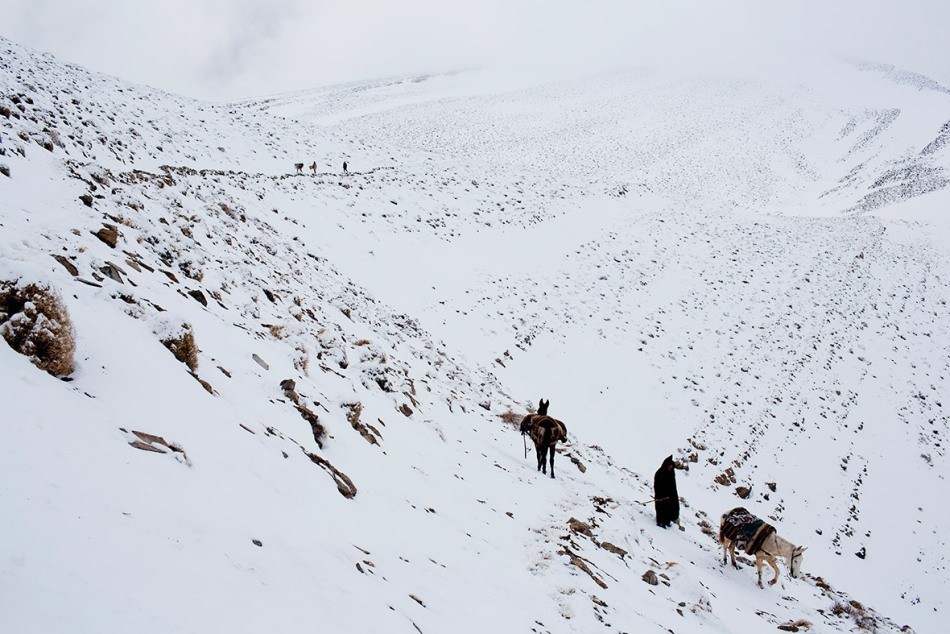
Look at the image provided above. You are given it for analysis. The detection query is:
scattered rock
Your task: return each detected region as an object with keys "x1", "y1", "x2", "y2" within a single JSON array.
[
  {"x1": 715, "y1": 467, "x2": 737, "y2": 486},
  {"x1": 79, "y1": 194, "x2": 94, "y2": 207},
  {"x1": 129, "y1": 440, "x2": 166, "y2": 453},
  {"x1": 642, "y1": 570, "x2": 659, "y2": 586},
  {"x1": 50, "y1": 254, "x2": 78, "y2": 276},
  {"x1": 305, "y1": 450, "x2": 357, "y2": 498},
  {"x1": 567, "y1": 452, "x2": 587, "y2": 473},
  {"x1": 568, "y1": 517, "x2": 593, "y2": 537},
  {"x1": 600, "y1": 542, "x2": 627, "y2": 559},
  {"x1": 296, "y1": 404, "x2": 325, "y2": 448},
  {"x1": 736, "y1": 485, "x2": 752, "y2": 499},
  {"x1": 94, "y1": 224, "x2": 118, "y2": 247},
  {"x1": 126, "y1": 430, "x2": 187, "y2": 462},
  {"x1": 855, "y1": 547, "x2": 866, "y2": 559},
  {"x1": 778, "y1": 619, "x2": 812, "y2": 632},
  {"x1": 561, "y1": 546, "x2": 608, "y2": 589},
  {"x1": 252, "y1": 539, "x2": 263, "y2": 547},
  {"x1": 344, "y1": 401, "x2": 380, "y2": 445},
  {"x1": 252, "y1": 353, "x2": 269, "y2": 370},
  {"x1": 767, "y1": 482, "x2": 777, "y2": 492},
  {"x1": 399, "y1": 403, "x2": 413, "y2": 417},
  {"x1": 187, "y1": 289, "x2": 207, "y2": 306},
  {"x1": 280, "y1": 378, "x2": 296, "y2": 392},
  {"x1": 189, "y1": 371, "x2": 215, "y2": 395},
  {"x1": 99, "y1": 262, "x2": 125, "y2": 284}
]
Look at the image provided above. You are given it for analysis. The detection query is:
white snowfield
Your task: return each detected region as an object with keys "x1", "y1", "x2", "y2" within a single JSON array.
[{"x1": 1, "y1": 36, "x2": 948, "y2": 633}]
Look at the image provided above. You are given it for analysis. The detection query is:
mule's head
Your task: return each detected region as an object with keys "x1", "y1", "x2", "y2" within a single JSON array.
[
  {"x1": 538, "y1": 399, "x2": 549, "y2": 416},
  {"x1": 790, "y1": 546, "x2": 807, "y2": 578}
]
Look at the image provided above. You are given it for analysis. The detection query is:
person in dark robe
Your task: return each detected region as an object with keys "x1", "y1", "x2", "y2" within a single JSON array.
[{"x1": 654, "y1": 455, "x2": 680, "y2": 528}]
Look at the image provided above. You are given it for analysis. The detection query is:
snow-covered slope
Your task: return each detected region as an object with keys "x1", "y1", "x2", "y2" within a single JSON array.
[{"x1": 2, "y1": 36, "x2": 948, "y2": 633}]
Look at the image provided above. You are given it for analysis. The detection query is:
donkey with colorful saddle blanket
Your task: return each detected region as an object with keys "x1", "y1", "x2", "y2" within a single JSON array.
[{"x1": 720, "y1": 506, "x2": 807, "y2": 588}]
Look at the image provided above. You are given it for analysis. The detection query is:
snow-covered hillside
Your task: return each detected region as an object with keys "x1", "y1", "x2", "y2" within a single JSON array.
[{"x1": 2, "y1": 36, "x2": 948, "y2": 633}]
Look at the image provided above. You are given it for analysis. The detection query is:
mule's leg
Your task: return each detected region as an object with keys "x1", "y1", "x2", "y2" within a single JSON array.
[
  {"x1": 756, "y1": 556, "x2": 764, "y2": 588},
  {"x1": 548, "y1": 445, "x2": 555, "y2": 479},
  {"x1": 536, "y1": 444, "x2": 545, "y2": 473},
  {"x1": 768, "y1": 557, "x2": 780, "y2": 585},
  {"x1": 721, "y1": 541, "x2": 727, "y2": 566},
  {"x1": 729, "y1": 541, "x2": 739, "y2": 569}
]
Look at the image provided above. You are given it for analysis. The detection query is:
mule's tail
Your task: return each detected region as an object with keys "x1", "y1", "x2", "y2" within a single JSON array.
[{"x1": 539, "y1": 423, "x2": 553, "y2": 448}]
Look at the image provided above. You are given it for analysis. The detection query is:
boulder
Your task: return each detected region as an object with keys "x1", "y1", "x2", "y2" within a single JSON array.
[{"x1": 94, "y1": 224, "x2": 118, "y2": 248}]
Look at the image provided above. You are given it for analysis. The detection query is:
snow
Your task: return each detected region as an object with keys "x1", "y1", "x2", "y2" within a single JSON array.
[{"x1": 2, "y1": 35, "x2": 948, "y2": 633}]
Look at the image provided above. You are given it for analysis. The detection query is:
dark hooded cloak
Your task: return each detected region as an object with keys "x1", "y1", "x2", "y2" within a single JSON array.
[{"x1": 654, "y1": 455, "x2": 680, "y2": 528}]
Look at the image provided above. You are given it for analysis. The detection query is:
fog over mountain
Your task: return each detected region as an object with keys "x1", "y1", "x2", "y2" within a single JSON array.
[{"x1": 3, "y1": 0, "x2": 949, "y2": 100}]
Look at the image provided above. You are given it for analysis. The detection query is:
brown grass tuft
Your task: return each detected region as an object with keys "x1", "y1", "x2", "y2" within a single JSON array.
[
  {"x1": 497, "y1": 409, "x2": 524, "y2": 427},
  {"x1": 161, "y1": 326, "x2": 198, "y2": 371},
  {"x1": 0, "y1": 280, "x2": 76, "y2": 377}
]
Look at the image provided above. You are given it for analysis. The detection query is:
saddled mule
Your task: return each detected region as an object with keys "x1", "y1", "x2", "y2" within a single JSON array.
[
  {"x1": 720, "y1": 507, "x2": 807, "y2": 588},
  {"x1": 520, "y1": 399, "x2": 568, "y2": 478}
]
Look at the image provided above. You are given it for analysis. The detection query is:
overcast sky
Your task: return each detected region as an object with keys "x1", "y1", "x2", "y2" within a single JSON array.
[{"x1": 3, "y1": 0, "x2": 949, "y2": 101}]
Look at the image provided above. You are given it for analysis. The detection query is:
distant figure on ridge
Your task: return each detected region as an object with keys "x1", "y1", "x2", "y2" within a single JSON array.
[
  {"x1": 343, "y1": 160, "x2": 349, "y2": 174},
  {"x1": 654, "y1": 455, "x2": 680, "y2": 528},
  {"x1": 294, "y1": 162, "x2": 304, "y2": 174},
  {"x1": 309, "y1": 161, "x2": 317, "y2": 174}
]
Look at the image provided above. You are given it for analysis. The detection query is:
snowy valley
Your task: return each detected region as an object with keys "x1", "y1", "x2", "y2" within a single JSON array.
[{"x1": 1, "y1": 37, "x2": 949, "y2": 633}]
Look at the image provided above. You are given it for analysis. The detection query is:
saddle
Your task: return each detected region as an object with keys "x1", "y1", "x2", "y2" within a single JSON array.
[{"x1": 722, "y1": 507, "x2": 776, "y2": 556}]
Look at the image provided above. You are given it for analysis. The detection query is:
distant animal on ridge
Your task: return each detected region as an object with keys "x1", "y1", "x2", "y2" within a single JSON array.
[
  {"x1": 520, "y1": 398, "x2": 568, "y2": 478},
  {"x1": 309, "y1": 162, "x2": 317, "y2": 174},
  {"x1": 720, "y1": 506, "x2": 807, "y2": 588},
  {"x1": 653, "y1": 455, "x2": 680, "y2": 528},
  {"x1": 294, "y1": 163, "x2": 304, "y2": 174},
  {"x1": 343, "y1": 160, "x2": 348, "y2": 174}
]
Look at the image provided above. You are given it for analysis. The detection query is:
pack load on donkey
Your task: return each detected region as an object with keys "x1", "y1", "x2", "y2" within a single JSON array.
[{"x1": 720, "y1": 507, "x2": 775, "y2": 555}]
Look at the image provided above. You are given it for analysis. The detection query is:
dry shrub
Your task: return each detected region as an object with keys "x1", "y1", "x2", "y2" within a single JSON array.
[
  {"x1": 831, "y1": 600, "x2": 878, "y2": 631},
  {"x1": 0, "y1": 280, "x2": 76, "y2": 377},
  {"x1": 293, "y1": 346, "x2": 310, "y2": 375},
  {"x1": 498, "y1": 409, "x2": 524, "y2": 426},
  {"x1": 161, "y1": 327, "x2": 198, "y2": 371}
]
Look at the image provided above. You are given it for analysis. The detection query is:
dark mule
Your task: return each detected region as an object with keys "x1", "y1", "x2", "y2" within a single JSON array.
[{"x1": 520, "y1": 399, "x2": 568, "y2": 478}]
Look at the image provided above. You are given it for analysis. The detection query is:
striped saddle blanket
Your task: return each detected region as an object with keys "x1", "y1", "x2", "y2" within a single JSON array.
[{"x1": 721, "y1": 507, "x2": 776, "y2": 555}]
